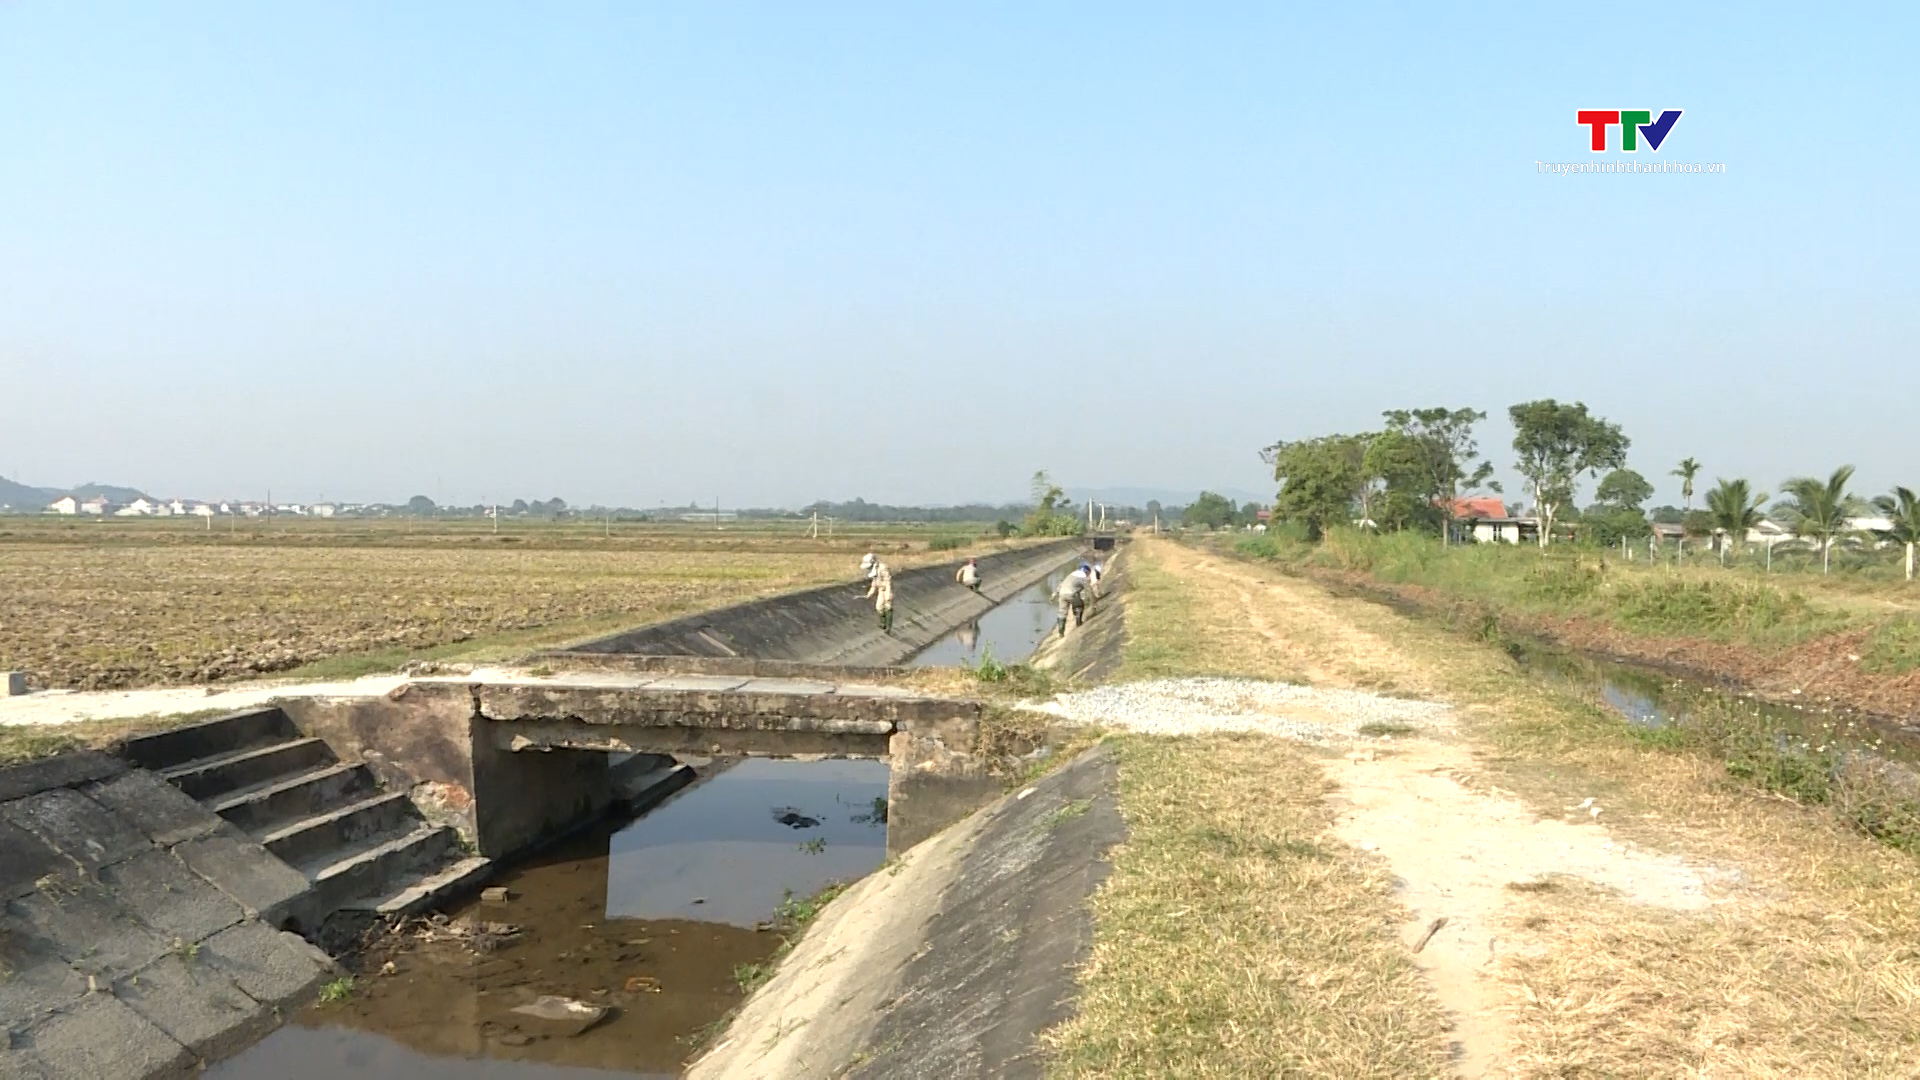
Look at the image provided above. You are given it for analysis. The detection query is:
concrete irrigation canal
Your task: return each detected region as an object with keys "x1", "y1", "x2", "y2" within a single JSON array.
[{"x1": 0, "y1": 538, "x2": 1126, "y2": 1079}]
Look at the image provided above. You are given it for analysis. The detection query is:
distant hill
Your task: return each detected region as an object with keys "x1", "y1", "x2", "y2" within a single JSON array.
[
  {"x1": 0, "y1": 476, "x2": 155, "y2": 511},
  {"x1": 67, "y1": 482, "x2": 154, "y2": 504},
  {"x1": 0, "y1": 476, "x2": 59, "y2": 510}
]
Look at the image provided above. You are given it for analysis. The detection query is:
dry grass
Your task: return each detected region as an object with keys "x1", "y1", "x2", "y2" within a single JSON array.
[
  {"x1": 1045, "y1": 734, "x2": 1452, "y2": 1078},
  {"x1": 1176, "y1": 536, "x2": 1920, "y2": 1075},
  {"x1": 0, "y1": 524, "x2": 978, "y2": 690},
  {"x1": 0, "y1": 710, "x2": 230, "y2": 765},
  {"x1": 1046, "y1": 538, "x2": 1451, "y2": 1077}
]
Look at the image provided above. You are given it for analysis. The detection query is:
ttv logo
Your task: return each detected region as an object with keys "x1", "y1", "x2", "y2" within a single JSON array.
[{"x1": 1576, "y1": 109, "x2": 1682, "y2": 152}]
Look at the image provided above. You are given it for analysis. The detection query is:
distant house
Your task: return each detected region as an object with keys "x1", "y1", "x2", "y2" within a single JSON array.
[
  {"x1": 1448, "y1": 496, "x2": 1537, "y2": 545},
  {"x1": 191, "y1": 504, "x2": 216, "y2": 518},
  {"x1": 311, "y1": 504, "x2": 337, "y2": 518},
  {"x1": 80, "y1": 497, "x2": 110, "y2": 515},
  {"x1": 47, "y1": 496, "x2": 78, "y2": 515},
  {"x1": 115, "y1": 498, "x2": 156, "y2": 517},
  {"x1": 1744, "y1": 519, "x2": 1792, "y2": 545},
  {"x1": 167, "y1": 500, "x2": 187, "y2": 516}
]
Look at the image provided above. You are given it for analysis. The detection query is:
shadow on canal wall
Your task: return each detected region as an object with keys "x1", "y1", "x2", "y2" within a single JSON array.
[{"x1": 688, "y1": 743, "x2": 1125, "y2": 1080}]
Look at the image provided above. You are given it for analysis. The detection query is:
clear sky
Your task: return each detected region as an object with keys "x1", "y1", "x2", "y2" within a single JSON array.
[{"x1": 2, "y1": 3, "x2": 1914, "y2": 509}]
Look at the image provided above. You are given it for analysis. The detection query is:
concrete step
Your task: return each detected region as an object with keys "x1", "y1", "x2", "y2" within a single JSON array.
[
  {"x1": 308, "y1": 823, "x2": 460, "y2": 914},
  {"x1": 121, "y1": 707, "x2": 300, "y2": 772},
  {"x1": 162, "y1": 737, "x2": 337, "y2": 802},
  {"x1": 338, "y1": 855, "x2": 493, "y2": 916},
  {"x1": 259, "y1": 791, "x2": 418, "y2": 868},
  {"x1": 210, "y1": 761, "x2": 378, "y2": 834}
]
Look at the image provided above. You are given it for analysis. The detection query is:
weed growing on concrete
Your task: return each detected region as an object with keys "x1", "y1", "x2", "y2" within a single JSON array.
[
  {"x1": 967, "y1": 645, "x2": 1009, "y2": 683},
  {"x1": 775, "y1": 882, "x2": 848, "y2": 928},
  {"x1": 317, "y1": 976, "x2": 355, "y2": 1004},
  {"x1": 170, "y1": 938, "x2": 201, "y2": 961},
  {"x1": 731, "y1": 961, "x2": 774, "y2": 993},
  {"x1": 1039, "y1": 797, "x2": 1092, "y2": 833}
]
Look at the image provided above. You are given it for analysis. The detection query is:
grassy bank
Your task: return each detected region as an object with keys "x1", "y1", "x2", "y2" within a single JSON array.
[{"x1": 1057, "y1": 538, "x2": 1920, "y2": 1075}]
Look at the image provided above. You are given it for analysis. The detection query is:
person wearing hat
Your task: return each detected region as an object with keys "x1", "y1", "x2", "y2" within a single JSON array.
[
  {"x1": 1053, "y1": 563, "x2": 1093, "y2": 637},
  {"x1": 955, "y1": 557, "x2": 982, "y2": 593},
  {"x1": 861, "y1": 552, "x2": 894, "y2": 633}
]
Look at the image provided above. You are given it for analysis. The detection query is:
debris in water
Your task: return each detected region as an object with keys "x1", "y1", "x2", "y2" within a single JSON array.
[
  {"x1": 482, "y1": 886, "x2": 513, "y2": 904},
  {"x1": 511, "y1": 995, "x2": 611, "y2": 1036},
  {"x1": 770, "y1": 807, "x2": 821, "y2": 829},
  {"x1": 497, "y1": 1032, "x2": 534, "y2": 1047},
  {"x1": 625, "y1": 975, "x2": 662, "y2": 993},
  {"x1": 379, "y1": 961, "x2": 398, "y2": 976}
]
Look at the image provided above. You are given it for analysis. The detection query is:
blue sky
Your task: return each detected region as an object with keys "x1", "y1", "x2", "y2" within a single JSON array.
[{"x1": 2, "y1": 3, "x2": 1914, "y2": 508}]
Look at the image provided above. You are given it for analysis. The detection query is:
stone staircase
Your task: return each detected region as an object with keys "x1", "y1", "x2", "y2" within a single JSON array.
[{"x1": 122, "y1": 707, "x2": 489, "y2": 931}]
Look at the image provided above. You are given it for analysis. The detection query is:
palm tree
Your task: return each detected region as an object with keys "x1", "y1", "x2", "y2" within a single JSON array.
[
  {"x1": 1872, "y1": 486, "x2": 1920, "y2": 582},
  {"x1": 1672, "y1": 458, "x2": 1701, "y2": 511},
  {"x1": 1776, "y1": 465, "x2": 1859, "y2": 574},
  {"x1": 1703, "y1": 479, "x2": 1767, "y2": 566}
]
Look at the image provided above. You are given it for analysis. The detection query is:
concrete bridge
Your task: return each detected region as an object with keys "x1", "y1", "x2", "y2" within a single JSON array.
[{"x1": 281, "y1": 666, "x2": 1009, "y2": 861}]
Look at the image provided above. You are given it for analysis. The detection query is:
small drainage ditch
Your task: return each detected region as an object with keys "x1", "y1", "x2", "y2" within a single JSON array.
[
  {"x1": 909, "y1": 570, "x2": 1068, "y2": 668},
  {"x1": 207, "y1": 758, "x2": 890, "y2": 1078}
]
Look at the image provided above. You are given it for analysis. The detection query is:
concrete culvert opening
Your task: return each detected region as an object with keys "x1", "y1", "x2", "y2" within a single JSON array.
[{"x1": 207, "y1": 751, "x2": 894, "y2": 1079}]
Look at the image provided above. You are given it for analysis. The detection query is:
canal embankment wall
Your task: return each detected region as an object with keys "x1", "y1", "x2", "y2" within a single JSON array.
[
  {"x1": 0, "y1": 753, "x2": 334, "y2": 1080},
  {"x1": 562, "y1": 540, "x2": 1084, "y2": 666}
]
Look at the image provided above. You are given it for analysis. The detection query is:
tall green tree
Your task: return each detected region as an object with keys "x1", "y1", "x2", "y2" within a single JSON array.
[
  {"x1": 1776, "y1": 465, "x2": 1859, "y2": 574},
  {"x1": 1872, "y1": 486, "x2": 1920, "y2": 581},
  {"x1": 1266, "y1": 434, "x2": 1371, "y2": 539},
  {"x1": 1704, "y1": 478, "x2": 1768, "y2": 566},
  {"x1": 1508, "y1": 400, "x2": 1629, "y2": 547},
  {"x1": 1594, "y1": 468, "x2": 1654, "y2": 512},
  {"x1": 1671, "y1": 458, "x2": 1701, "y2": 511},
  {"x1": 1377, "y1": 407, "x2": 1499, "y2": 544},
  {"x1": 1182, "y1": 491, "x2": 1236, "y2": 530}
]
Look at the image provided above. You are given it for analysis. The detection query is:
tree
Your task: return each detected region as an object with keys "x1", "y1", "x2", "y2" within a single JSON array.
[
  {"x1": 1266, "y1": 435, "x2": 1371, "y2": 539},
  {"x1": 406, "y1": 495, "x2": 435, "y2": 516},
  {"x1": 1237, "y1": 501, "x2": 1263, "y2": 527},
  {"x1": 1361, "y1": 429, "x2": 1444, "y2": 533},
  {"x1": 1776, "y1": 465, "x2": 1859, "y2": 574},
  {"x1": 1182, "y1": 491, "x2": 1236, "y2": 529},
  {"x1": 1672, "y1": 458, "x2": 1701, "y2": 511},
  {"x1": 1872, "y1": 486, "x2": 1920, "y2": 581},
  {"x1": 1145, "y1": 499, "x2": 1163, "y2": 527},
  {"x1": 1508, "y1": 400, "x2": 1629, "y2": 547},
  {"x1": 1594, "y1": 469, "x2": 1654, "y2": 512},
  {"x1": 1704, "y1": 478, "x2": 1768, "y2": 566},
  {"x1": 1378, "y1": 407, "x2": 1499, "y2": 544},
  {"x1": 1021, "y1": 469, "x2": 1082, "y2": 536}
]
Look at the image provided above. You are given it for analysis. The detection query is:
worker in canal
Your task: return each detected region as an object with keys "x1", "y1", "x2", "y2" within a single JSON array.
[
  {"x1": 862, "y1": 552, "x2": 895, "y2": 633},
  {"x1": 1054, "y1": 563, "x2": 1093, "y2": 637},
  {"x1": 956, "y1": 556, "x2": 981, "y2": 593}
]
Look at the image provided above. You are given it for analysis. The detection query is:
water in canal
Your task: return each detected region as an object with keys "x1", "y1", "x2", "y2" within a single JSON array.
[
  {"x1": 208, "y1": 758, "x2": 891, "y2": 1079},
  {"x1": 909, "y1": 569, "x2": 1068, "y2": 667}
]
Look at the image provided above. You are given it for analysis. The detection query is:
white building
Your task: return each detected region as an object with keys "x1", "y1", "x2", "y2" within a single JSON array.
[
  {"x1": 115, "y1": 498, "x2": 156, "y2": 517},
  {"x1": 80, "y1": 497, "x2": 110, "y2": 515},
  {"x1": 192, "y1": 504, "x2": 216, "y2": 518},
  {"x1": 47, "y1": 496, "x2": 78, "y2": 515},
  {"x1": 311, "y1": 504, "x2": 337, "y2": 518}
]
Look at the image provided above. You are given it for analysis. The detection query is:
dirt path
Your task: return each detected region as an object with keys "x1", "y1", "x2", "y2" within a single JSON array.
[{"x1": 1145, "y1": 541, "x2": 1744, "y2": 1076}]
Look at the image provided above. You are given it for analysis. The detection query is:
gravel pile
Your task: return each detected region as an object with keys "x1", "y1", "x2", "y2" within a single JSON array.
[{"x1": 1029, "y1": 677, "x2": 1452, "y2": 743}]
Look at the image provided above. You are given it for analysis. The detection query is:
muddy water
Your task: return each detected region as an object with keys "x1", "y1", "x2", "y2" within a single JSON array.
[
  {"x1": 209, "y1": 759, "x2": 890, "y2": 1079},
  {"x1": 1515, "y1": 644, "x2": 1920, "y2": 765},
  {"x1": 910, "y1": 570, "x2": 1066, "y2": 667}
]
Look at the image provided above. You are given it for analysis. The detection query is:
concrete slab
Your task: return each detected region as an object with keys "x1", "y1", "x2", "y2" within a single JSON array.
[
  {"x1": 17, "y1": 992, "x2": 195, "y2": 1080},
  {"x1": 115, "y1": 954, "x2": 274, "y2": 1062},
  {"x1": 0, "y1": 921, "x2": 89, "y2": 1032},
  {"x1": 0, "y1": 1050, "x2": 54, "y2": 1078},
  {"x1": 197, "y1": 921, "x2": 331, "y2": 1008},
  {"x1": 2, "y1": 788, "x2": 150, "y2": 871},
  {"x1": 830, "y1": 683, "x2": 923, "y2": 698},
  {"x1": 0, "y1": 753, "x2": 126, "y2": 804},
  {"x1": 735, "y1": 678, "x2": 836, "y2": 696},
  {"x1": 0, "y1": 818, "x2": 71, "y2": 900},
  {"x1": 84, "y1": 772, "x2": 226, "y2": 847},
  {"x1": 97, "y1": 851, "x2": 246, "y2": 944},
  {"x1": 6, "y1": 875, "x2": 171, "y2": 979},
  {"x1": 173, "y1": 833, "x2": 310, "y2": 923},
  {"x1": 632, "y1": 675, "x2": 751, "y2": 692}
]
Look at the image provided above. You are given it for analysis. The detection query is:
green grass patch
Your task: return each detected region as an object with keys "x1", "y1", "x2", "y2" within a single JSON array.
[{"x1": 1861, "y1": 616, "x2": 1920, "y2": 674}]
